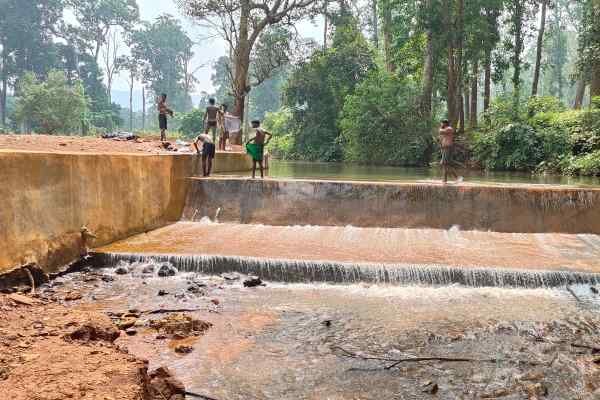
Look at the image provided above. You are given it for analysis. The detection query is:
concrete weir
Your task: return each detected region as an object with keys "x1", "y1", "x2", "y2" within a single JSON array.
[{"x1": 183, "y1": 177, "x2": 600, "y2": 234}]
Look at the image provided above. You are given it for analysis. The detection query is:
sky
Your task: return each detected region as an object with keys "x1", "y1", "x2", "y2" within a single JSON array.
[{"x1": 112, "y1": 0, "x2": 324, "y2": 95}]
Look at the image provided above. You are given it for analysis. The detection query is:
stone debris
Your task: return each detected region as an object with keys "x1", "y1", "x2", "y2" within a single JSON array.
[
  {"x1": 63, "y1": 291, "x2": 83, "y2": 301},
  {"x1": 7, "y1": 293, "x2": 40, "y2": 306},
  {"x1": 174, "y1": 344, "x2": 194, "y2": 354},
  {"x1": 243, "y1": 276, "x2": 263, "y2": 287},
  {"x1": 148, "y1": 313, "x2": 212, "y2": 338},
  {"x1": 421, "y1": 381, "x2": 439, "y2": 395},
  {"x1": 157, "y1": 263, "x2": 178, "y2": 277},
  {"x1": 115, "y1": 266, "x2": 129, "y2": 275},
  {"x1": 64, "y1": 322, "x2": 120, "y2": 343},
  {"x1": 146, "y1": 366, "x2": 186, "y2": 400}
]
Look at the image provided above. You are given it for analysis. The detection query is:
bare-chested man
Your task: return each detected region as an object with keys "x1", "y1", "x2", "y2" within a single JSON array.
[
  {"x1": 204, "y1": 98, "x2": 221, "y2": 144},
  {"x1": 158, "y1": 93, "x2": 174, "y2": 142},
  {"x1": 246, "y1": 120, "x2": 272, "y2": 179},
  {"x1": 439, "y1": 119, "x2": 463, "y2": 184}
]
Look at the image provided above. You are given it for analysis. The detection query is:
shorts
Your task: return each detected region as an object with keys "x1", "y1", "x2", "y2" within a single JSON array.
[
  {"x1": 159, "y1": 114, "x2": 168, "y2": 130},
  {"x1": 246, "y1": 143, "x2": 264, "y2": 161},
  {"x1": 202, "y1": 142, "x2": 216, "y2": 158},
  {"x1": 441, "y1": 146, "x2": 453, "y2": 166}
]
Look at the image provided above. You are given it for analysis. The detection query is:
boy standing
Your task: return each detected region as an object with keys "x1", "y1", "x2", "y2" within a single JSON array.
[
  {"x1": 204, "y1": 98, "x2": 221, "y2": 144},
  {"x1": 439, "y1": 119, "x2": 463, "y2": 184},
  {"x1": 158, "y1": 93, "x2": 174, "y2": 142},
  {"x1": 246, "y1": 120, "x2": 272, "y2": 179},
  {"x1": 193, "y1": 133, "x2": 216, "y2": 177}
]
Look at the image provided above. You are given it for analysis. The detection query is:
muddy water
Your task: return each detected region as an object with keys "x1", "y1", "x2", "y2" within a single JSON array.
[{"x1": 45, "y1": 261, "x2": 600, "y2": 399}]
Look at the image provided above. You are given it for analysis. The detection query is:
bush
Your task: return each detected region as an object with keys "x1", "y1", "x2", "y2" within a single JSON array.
[
  {"x1": 527, "y1": 96, "x2": 565, "y2": 115},
  {"x1": 14, "y1": 70, "x2": 88, "y2": 134},
  {"x1": 472, "y1": 123, "x2": 542, "y2": 171},
  {"x1": 178, "y1": 109, "x2": 204, "y2": 138},
  {"x1": 262, "y1": 109, "x2": 297, "y2": 159},
  {"x1": 564, "y1": 151, "x2": 600, "y2": 176},
  {"x1": 340, "y1": 72, "x2": 433, "y2": 166}
]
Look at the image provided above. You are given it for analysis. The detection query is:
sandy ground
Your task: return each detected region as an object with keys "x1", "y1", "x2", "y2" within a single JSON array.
[{"x1": 0, "y1": 134, "x2": 243, "y2": 155}]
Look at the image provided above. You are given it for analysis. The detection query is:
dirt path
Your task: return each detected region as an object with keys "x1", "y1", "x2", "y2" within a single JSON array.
[{"x1": 0, "y1": 293, "x2": 185, "y2": 400}]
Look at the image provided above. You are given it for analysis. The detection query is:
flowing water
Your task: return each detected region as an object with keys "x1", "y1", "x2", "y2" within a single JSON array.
[
  {"x1": 219, "y1": 160, "x2": 600, "y2": 187},
  {"x1": 47, "y1": 261, "x2": 600, "y2": 399}
]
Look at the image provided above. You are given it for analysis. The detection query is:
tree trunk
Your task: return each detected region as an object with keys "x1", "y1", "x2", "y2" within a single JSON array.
[
  {"x1": 484, "y1": 50, "x2": 491, "y2": 112},
  {"x1": 574, "y1": 80, "x2": 586, "y2": 109},
  {"x1": 463, "y1": 83, "x2": 470, "y2": 127},
  {"x1": 592, "y1": 72, "x2": 600, "y2": 99},
  {"x1": 0, "y1": 42, "x2": 7, "y2": 127},
  {"x1": 531, "y1": 0, "x2": 547, "y2": 97},
  {"x1": 129, "y1": 77, "x2": 134, "y2": 132},
  {"x1": 458, "y1": 92, "x2": 465, "y2": 134},
  {"x1": 470, "y1": 59, "x2": 478, "y2": 129},
  {"x1": 382, "y1": 4, "x2": 394, "y2": 73},
  {"x1": 420, "y1": 0, "x2": 434, "y2": 118},
  {"x1": 323, "y1": 0, "x2": 328, "y2": 49},
  {"x1": 447, "y1": 0, "x2": 464, "y2": 129},
  {"x1": 142, "y1": 87, "x2": 146, "y2": 131},
  {"x1": 512, "y1": 0, "x2": 525, "y2": 98},
  {"x1": 371, "y1": 0, "x2": 379, "y2": 47}
]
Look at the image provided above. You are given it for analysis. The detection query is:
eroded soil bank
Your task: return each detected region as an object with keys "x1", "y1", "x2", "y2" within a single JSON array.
[{"x1": 5, "y1": 260, "x2": 600, "y2": 399}]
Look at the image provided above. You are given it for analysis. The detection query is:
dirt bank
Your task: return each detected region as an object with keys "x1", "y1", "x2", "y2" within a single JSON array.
[
  {"x1": 0, "y1": 134, "x2": 243, "y2": 154},
  {"x1": 0, "y1": 292, "x2": 186, "y2": 400}
]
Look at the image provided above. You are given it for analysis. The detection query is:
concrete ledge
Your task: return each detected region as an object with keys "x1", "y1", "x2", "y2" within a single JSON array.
[{"x1": 182, "y1": 177, "x2": 600, "y2": 234}]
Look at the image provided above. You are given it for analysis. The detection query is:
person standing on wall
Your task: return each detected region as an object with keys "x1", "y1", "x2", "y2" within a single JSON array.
[
  {"x1": 193, "y1": 133, "x2": 216, "y2": 177},
  {"x1": 158, "y1": 93, "x2": 174, "y2": 142},
  {"x1": 218, "y1": 104, "x2": 230, "y2": 151},
  {"x1": 203, "y1": 98, "x2": 221, "y2": 144},
  {"x1": 439, "y1": 119, "x2": 463, "y2": 184},
  {"x1": 246, "y1": 120, "x2": 272, "y2": 179}
]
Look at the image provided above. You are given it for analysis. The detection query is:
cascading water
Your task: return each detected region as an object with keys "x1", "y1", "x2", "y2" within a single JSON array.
[{"x1": 98, "y1": 252, "x2": 600, "y2": 289}]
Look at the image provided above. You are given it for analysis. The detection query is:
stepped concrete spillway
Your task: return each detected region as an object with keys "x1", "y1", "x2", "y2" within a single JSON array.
[
  {"x1": 182, "y1": 177, "x2": 600, "y2": 234},
  {"x1": 98, "y1": 221, "x2": 600, "y2": 288}
]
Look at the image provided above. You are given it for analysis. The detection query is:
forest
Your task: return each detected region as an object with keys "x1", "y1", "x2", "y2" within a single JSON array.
[{"x1": 1, "y1": 0, "x2": 600, "y2": 175}]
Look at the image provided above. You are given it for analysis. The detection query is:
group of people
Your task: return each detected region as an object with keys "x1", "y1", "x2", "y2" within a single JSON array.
[{"x1": 158, "y1": 94, "x2": 271, "y2": 179}]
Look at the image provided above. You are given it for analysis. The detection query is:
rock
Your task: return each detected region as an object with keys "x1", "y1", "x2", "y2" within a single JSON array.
[
  {"x1": 156, "y1": 334, "x2": 168, "y2": 340},
  {"x1": 186, "y1": 285, "x2": 205, "y2": 295},
  {"x1": 525, "y1": 383, "x2": 548, "y2": 398},
  {"x1": 517, "y1": 372, "x2": 544, "y2": 382},
  {"x1": 158, "y1": 290, "x2": 169, "y2": 296},
  {"x1": 0, "y1": 366, "x2": 9, "y2": 380},
  {"x1": 65, "y1": 323, "x2": 120, "y2": 343},
  {"x1": 64, "y1": 291, "x2": 83, "y2": 301},
  {"x1": 101, "y1": 275, "x2": 114, "y2": 282},
  {"x1": 146, "y1": 366, "x2": 186, "y2": 400},
  {"x1": 243, "y1": 276, "x2": 263, "y2": 288},
  {"x1": 157, "y1": 263, "x2": 177, "y2": 277},
  {"x1": 142, "y1": 265, "x2": 155, "y2": 274},
  {"x1": 7, "y1": 293, "x2": 39, "y2": 306},
  {"x1": 480, "y1": 388, "x2": 510, "y2": 398},
  {"x1": 221, "y1": 273, "x2": 240, "y2": 281},
  {"x1": 210, "y1": 299, "x2": 220, "y2": 306},
  {"x1": 591, "y1": 286, "x2": 598, "y2": 294},
  {"x1": 115, "y1": 266, "x2": 129, "y2": 275},
  {"x1": 322, "y1": 320, "x2": 332, "y2": 327},
  {"x1": 149, "y1": 314, "x2": 212, "y2": 337},
  {"x1": 117, "y1": 317, "x2": 138, "y2": 330},
  {"x1": 125, "y1": 328, "x2": 137, "y2": 336},
  {"x1": 421, "y1": 381, "x2": 438, "y2": 395},
  {"x1": 174, "y1": 344, "x2": 194, "y2": 354}
]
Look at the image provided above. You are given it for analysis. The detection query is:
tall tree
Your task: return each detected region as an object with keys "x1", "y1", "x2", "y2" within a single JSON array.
[
  {"x1": 66, "y1": 0, "x2": 139, "y2": 62},
  {"x1": 178, "y1": 0, "x2": 322, "y2": 123},
  {"x1": 121, "y1": 56, "x2": 139, "y2": 132},
  {"x1": 101, "y1": 29, "x2": 122, "y2": 105},
  {"x1": 531, "y1": 0, "x2": 548, "y2": 97},
  {"x1": 505, "y1": 0, "x2": 536, "y2": 100}
]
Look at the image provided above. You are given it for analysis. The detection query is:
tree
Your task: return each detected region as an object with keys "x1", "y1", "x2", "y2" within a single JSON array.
[
  {"x1": 66, "y1": 0, "x2": 139, "y2": 61},
  {"x1": 14, "y1": 70, "x2": 88, "y2": 134},
  {"x1": 504, "y1": 0, "x2": 537, "y2": 100},
  {"x1": 531, "y1": 0, "x2": 548, "y2": 97},
  {"x1": 121, "y1": 56, "x2": 139, "y2": 131},
  {"x1": 130, "y1": 15, "x2": 194, "y2": 113},
  {"x1": 101, "y1": 29, "x2": 122, "y2": 105},
  {"x1": 178, "y1": 0, "x2": 323, "y2": 123}
]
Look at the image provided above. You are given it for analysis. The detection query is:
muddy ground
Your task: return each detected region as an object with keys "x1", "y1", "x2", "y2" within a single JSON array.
[
  {"x1": 3, "y1": 261, "x2": 600, "y2": 399},
  {"x1": 0, "y1": 134, "x2": 243, "y2": 154}
]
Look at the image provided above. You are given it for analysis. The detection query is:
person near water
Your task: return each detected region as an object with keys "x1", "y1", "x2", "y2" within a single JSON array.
[
  {"x1": 439, "y1": 119, "x2": 463, "y2": 184},
  {"x1": 204, "y1": 98, "x2": 221, "y2": 144},
  {"x1": 246, "y1": 120, "x2": 272, "y2": 179},
  {"x1": 193, "y1": 133, "x2": 216, "y2": 177},
  {"x1": 158, "y1": 93, "x2": 174, "y2": 142},
  {"x1": 218, "y1": 104, "x2": 229, "y2": 151}
]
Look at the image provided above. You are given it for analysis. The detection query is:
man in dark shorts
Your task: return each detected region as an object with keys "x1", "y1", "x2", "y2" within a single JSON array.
[
  {"x1": 439, "y1": 119, "x2": 463, "y2": 184},
  {"x1": 246, "y1": 120, "x2": 272, "y2": 179},
  {"x1": 218, "y1": 104, "x2": 230, "y2": 151},
  {"x1": 193, "y1": 133, "x2": 216, "y2": 177},
  {"x1": 158, "y1": 93, "x2": 174, "y2": 142},
  {"x1": 204, "y1": 98, "x2": 221, "y2": 144}
]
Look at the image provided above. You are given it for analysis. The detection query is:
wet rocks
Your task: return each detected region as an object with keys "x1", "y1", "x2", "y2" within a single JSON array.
[
  {"x1": 125, "y1": 328, "x2": 137, "y2": 336},
  {"x1": 116, "y1": 317, "x2": 138, "y2": 330},
  {"x1": 421, "y1": 381, "x2": 439, "y2": 395},
  {"x1": 158, "y1": 290, "x2": 169, "y2": 296},
  {"x1": 146, "y1": 366, "x2": 186, "y2": 400},
  {"x1": 186, "y1": 284, "x2": 206, "y2": 296},
  {"x1": 141, "y1": 265, "x2": 155, "y2": 274},
  {"x1": 63, "y1": 291, "x2": 83, "y2": 301},
  {"x1": 115, "y1": 266, "x2": 129, "y2": 275},
  {"x1": 243, "y1": 276, "x2": 263, "y2": 287},
  {"x1": 64, "y1": 322, "x2": 120, "y2": 343},
  {"x1": 174, "y1": 344, "x2": 194, "y2": 354},
  {"x1": 149, "y1": 313, "x2": 212, "y2": 338},
  {"x1": 157, "y1": 263, "x2": 177, "y2": 277}
]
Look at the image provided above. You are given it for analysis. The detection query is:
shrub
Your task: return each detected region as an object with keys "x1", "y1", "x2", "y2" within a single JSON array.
[
  {"x1": 527, "y1": 96, "x2": 565, "y2": 115},
  {"x1": 263, "y1": 108, "x2": 297, "y2": 159},
  {"x1": 472, "y1": 123, "x2": 542, "y2": 171},
  {"x1": 340, "y1": 72, "x2": 433, "y2": 166},
  {"x1": 177, "y1": 109, "x2": 204, "y2": 138},
  {"x1": 564, "y1": 151, "x2": 600, "y2": 176}
]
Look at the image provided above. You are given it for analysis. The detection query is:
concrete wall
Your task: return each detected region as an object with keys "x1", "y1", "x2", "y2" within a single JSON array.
[
  {"x1": 182, "y1": 177, "x2": 600, "y2": 234},
  {"x1": 0, "y1": 151, "x2": 252, "y2": 274}
]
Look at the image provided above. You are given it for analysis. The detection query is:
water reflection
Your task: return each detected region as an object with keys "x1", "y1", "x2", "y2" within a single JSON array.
[{"x1": 221, "y1": 160, "x2": 600, "y2": 187}]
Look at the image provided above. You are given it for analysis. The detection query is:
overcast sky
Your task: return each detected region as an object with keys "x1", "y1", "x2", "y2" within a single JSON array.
[{"x1": 112, "y1": 0, "x2": 323, "y2": 95}]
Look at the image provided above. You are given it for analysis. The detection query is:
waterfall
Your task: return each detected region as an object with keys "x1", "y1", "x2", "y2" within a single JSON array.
[{"x1": 97, "y1": 252, "x2": 600, "y2": 289}]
